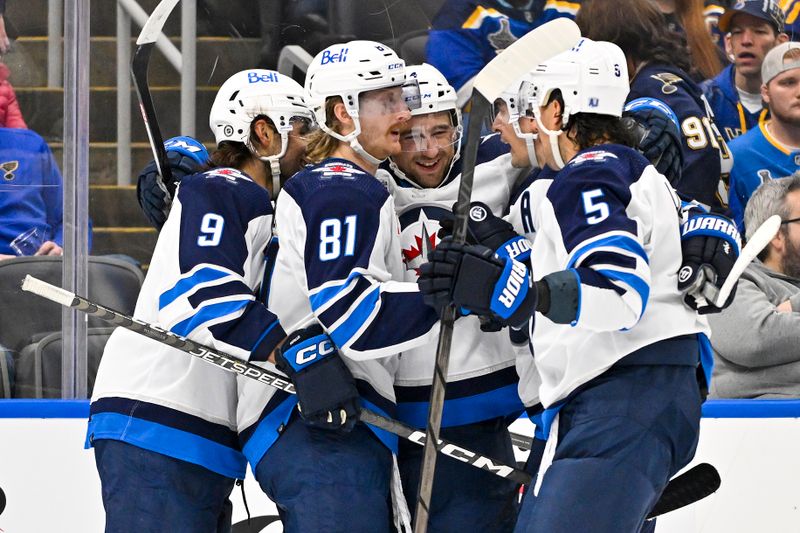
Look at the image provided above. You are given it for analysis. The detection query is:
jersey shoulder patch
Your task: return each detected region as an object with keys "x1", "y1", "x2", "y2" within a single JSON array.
[{"x1": 568, "y1": 150, "x2": 619, "y2": 167}]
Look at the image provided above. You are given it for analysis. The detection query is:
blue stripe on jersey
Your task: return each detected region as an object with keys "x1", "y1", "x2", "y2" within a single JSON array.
[
  {"x1": 349, "y1": 290, "x2": 438, "y2": 353},
  {"x1": 249, "y1": 320, "x2": 283, "y2": 362},
  {"x1": 87, "y1": 412, "x2": 247, "y2": 478},
  {"x1": 188, "y1": 280, "x2": 251, "y2": 309},
  {"x1": 328, "y1": 285, "x2": 381, "y2": 347},
  {"x1": 361, "y1": 398, "x2": 398, "y2": 453},
  {"x1": 159, "y1": 266, "x2": 230, "y2": 309},
  {"x1": 309, "y1": 271, "x2": 363, "y2": 310},
  {"x1": 240, "y1": 395, "x2": 297, "y2": 471},
  {"x1": 597, "y1": 268, "x2": 650, "y2": 316},
  {"x1": 567, "y1": 234, "x2": 648, "y2": 269},
  {"x1": 316, "y1": 276, "x2": 375, "y2": 327},
  {"x1": 357, "y1": 379, "x2": 398, "y2": 453},
  {"x1": 171, "y1": 299, "x2": 251, "y2": 337},
  {"x1": 580, "y1": 251, "x2": 637, "y2": 271},
  {"x1": 396, "y1": 384, "x2": 524, "y2": 429}
]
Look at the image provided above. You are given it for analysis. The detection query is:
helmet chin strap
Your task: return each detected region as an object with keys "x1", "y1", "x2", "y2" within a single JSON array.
[
  {"x1": 247, "y1": 132, "x2": 287, "y2": 196},
  {"x1": 320, "y1": 118, "x2": 386, "y2": 167},
  {"x1": 512, "y1": 120, "x2": 539, "y2": 169},
  {"x1": 533, "y1": 110, "x2": 566, "y2": 170},
  {"x1": 350, "y1": 137, "x2": 385, "y2": 167}
]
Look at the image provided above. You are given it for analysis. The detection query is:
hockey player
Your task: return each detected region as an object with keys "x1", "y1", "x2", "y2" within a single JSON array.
[
  {"x1": 238, "y1": 42, "x2": 440, "y2": 532},
  {"x1": 579, "y1": 0, "x2": 734, "y2": 213},
  {"x1": 382, "y1": 63, "x2": 525, "y2": 531},
  {"x1": 87, "y1": 69, "x2": 313, "y2": 532},
  {"x1": 418, "y1": 38, "x2": 716, "y2": 531}
]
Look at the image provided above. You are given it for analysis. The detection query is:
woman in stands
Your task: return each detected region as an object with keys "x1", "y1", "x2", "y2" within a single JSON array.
[{"x1": 87, "y1": 69, "x2": 312, "y2": 533}]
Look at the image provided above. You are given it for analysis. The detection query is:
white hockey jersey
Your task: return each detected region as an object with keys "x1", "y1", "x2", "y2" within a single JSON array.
[
  {"x1": 87, "y1": 168, "x2": 285, "y2": 479},
  {"x1": 515, "y1": 145, "x2": 709, "y2": 408},
  {"x1": 381, "y1": 134, "x2": 528, "y2": 428},
  {"x1": 237, "y1": 158, "x2": 440, "y2": 464}
]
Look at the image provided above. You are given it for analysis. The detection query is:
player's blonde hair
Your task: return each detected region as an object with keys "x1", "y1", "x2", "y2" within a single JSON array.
[{"x1": 304, "y1": 97, "x2": 346, "y2": 164}]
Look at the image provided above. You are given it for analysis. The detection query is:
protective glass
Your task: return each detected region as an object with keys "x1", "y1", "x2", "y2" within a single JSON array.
[
  {"x1": 359, "y1": 79, "x2": 421, "y2": 118},
  {"x1": 399, "y1": 120, "x2": 461, "y2": 152},
  {"x1": 492, "y1": 99, "x2": 511, "y2": 123}
]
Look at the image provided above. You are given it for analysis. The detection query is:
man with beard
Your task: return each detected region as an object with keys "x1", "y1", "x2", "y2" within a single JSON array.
[
  {"x1": 703, "y1": 0, "x2": 788, "y2": 142},
  {"x1": 708, "y1": 174, "x2": 800, "y2": 399},
  {"x1": 728, "y1": 42, "x2": 800, "y2": 230}
]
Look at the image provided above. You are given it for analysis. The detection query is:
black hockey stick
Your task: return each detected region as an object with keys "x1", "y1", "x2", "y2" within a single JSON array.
[
  {"x1": 20, "y1": 275, "x2": 720, "y2": 518},
  {"x1": 648, "y1": 463, "x2": 721, "y2": 519},
  {"x1": 20, "y1": 275, "x2": 529, "y2": 485},
  {"x1": 131, "y1": 0, "x2": 180, "y2": 197},
  {"x1": 413, "y1": 19, "x2": 582, "y2": 532}
]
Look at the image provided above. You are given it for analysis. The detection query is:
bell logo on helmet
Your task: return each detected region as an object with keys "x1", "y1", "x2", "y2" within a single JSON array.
[
  {"x1": 247, "y1": 71, "x2": 279, "y2": 83},
  {"x1": 320, "y1": 48, "x2": 349, "y2": 65}
]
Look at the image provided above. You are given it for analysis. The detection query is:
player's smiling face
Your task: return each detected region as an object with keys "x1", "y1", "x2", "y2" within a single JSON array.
[
  {"x1": 491, "y1": 99, "x2": 533, "y2": 168},
  {"x1": 392, "y1": 111, "x2": 458, "y2": 187},
  {"x1": 357, "y1": 86, "x2": 412, "y2": 159},
  {"x1": 729, "y1": 14, "x2": 785, "y2": 79}
]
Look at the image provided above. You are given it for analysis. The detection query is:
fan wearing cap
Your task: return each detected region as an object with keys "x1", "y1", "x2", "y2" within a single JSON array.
[
  {"x1": 418, "y1": 38, "x2": 710, "y2": 531},
  {"x1": 703, "y1": 0, "x2": 788, "y2": 142},
  {"x1": 728, "y1": 41, "x2": 800, "y2": 231}
]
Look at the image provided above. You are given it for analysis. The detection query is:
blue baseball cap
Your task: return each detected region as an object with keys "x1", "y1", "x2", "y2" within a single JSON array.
[{"x1": 718, "y1": 0, "x2": 785, "y2": 33}]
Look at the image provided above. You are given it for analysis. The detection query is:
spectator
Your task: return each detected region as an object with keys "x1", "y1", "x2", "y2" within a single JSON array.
[
  {"x1": 655, "y1": 0, "x2": 725, "y2": 80},
  {"x1": 0, "y1": 62, "x2": 25, "y2": 128},
  {"x1": 728, "y1": 41, "x2": 800, "y2": 230},
  {"x1": 704, "y1": 0, "x2": 731, "y2": 52},
  {"x1": 425, "y1": 0, "x2": 581, "y2": 107},
  {"x1": 703, "y1": 0, "x2": 787, "y2": 142},
  {"x1": 579, "y1": 0, "x2": 734, "y2": 212},
  {"x1": 781, "y1": 0, "x2": 800, "y2": 41},
  {"x1": 708, "y1": 174, "x2": 800, "y2": 398},
  {"x1": 0, "y1": 128, "x2": 91, "y2": 259}
]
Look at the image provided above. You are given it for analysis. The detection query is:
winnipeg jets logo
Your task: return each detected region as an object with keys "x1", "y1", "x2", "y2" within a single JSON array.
[
  {"x1": 205, "y1": 167, "x2": 246, "y2": 182},
  {"x1": 569, "y1": 151, "x2": 619, "y2": 166},
  {"x1": 401, "y1": 210, "x2": 439, "y2": 276},
  {"x1": 0, "y1": 160, "x2": 18, "y2": 181},
  {"x1": 488, "y1": 18, "x2": 517, "y2": 52},
  {"x1": 312, "y1": 162, "x2": 365, "y2": 178}
]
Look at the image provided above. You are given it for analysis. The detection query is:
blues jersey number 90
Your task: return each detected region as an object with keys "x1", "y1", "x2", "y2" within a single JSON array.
[{"x1": 319, "y1": 215, "x2": 357, "y2": 261}]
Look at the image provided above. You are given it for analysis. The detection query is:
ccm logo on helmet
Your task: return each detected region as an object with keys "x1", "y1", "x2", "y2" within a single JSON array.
[
  {"x1": 247, "y1": 71, "x2": 279, "y2": 83},
  {"x1": 321, "y1": 48, "x2": 349, "y2": 65},
  {"x1": 296, "y1": 339, "x2": 335, "y2": 365}
]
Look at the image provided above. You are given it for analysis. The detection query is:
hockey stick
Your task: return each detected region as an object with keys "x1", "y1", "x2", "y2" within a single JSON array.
[
  {"x1": 20, "y1": 275, "x2": 529, "y2": 485},
  {"x1": 414, "y1": 19, "x2": 581, "y2": 532},
  {"x1": 647, "y1": 463, "x2": 721, "y2": 519},
  {"x1": 131, "y1": 0, "x2": 181, "y2": 197},
  {"x1": 20, "y1": 275, "x2": 718, "y2": 518}
]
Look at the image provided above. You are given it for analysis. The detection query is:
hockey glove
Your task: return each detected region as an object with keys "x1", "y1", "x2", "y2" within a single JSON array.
[
  {"x1": 136, "y1": 136, "x2": 209, "y2": 230},
  {"x1": 678, "y1": 204, "x2": 741, "y2": 314},
  {"x1": 438, "y1": 202, "x2": 532, "y2": 262},
  {"x1": 623, "y1": 98, "x2": 683, "y2": 186},
  {"x1": 274, "y1": 324, "x2": 360, "y2": 433},
  {"x1": 418, "y1": 238, "x2": 536, "y2": 328}
]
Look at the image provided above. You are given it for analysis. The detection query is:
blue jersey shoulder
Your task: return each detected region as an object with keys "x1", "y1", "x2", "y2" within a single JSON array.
[
  {"x1": 178, "y1": 167, "x2": 273, "y2": 223},
  {"x1": 284, "y1": 158, "x2": 390, "y2": 208}
]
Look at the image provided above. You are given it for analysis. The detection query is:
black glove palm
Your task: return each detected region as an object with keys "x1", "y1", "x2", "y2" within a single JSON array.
[
  {"x1": 136, "y1": 151, "x2": 204, "y2": 230},
  {"x1": 623, "y1": 101, "x2": 683, "y2": 186}
]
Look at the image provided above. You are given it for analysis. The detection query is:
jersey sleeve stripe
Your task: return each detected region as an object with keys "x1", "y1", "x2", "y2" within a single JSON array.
[
  {"x1": 328, "y1": 285, "x2": 382, "y2": 348},
  {"x1": 578, "y1": 250, "x2": 637, "y2": 271},
  {"x1": 171, "y1": 299, "x2": 252, "y2": 337},
  {"x1": 308, "y1": 270, "x2": 369, "y2": 312},
  {"x1": 567, "y1": 233, "x2": 649, "y2": 269},
  {"x1": 596, "y1": 268, "x2": 650, "y2": 316},
  {"x1": 159, "y1": 265, "x2": 236, "y2": 310}
]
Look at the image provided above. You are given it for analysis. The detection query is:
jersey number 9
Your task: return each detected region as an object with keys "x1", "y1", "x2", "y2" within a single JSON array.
[{"x1": 198, "y1": 213, "x2": 225, "y2": 247}]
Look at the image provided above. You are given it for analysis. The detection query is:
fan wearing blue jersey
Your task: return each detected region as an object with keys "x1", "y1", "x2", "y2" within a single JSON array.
[
  {"x1": 87, "y1": 69, "x2": 313, "y2": 533},
  {"x1": 579, "y1": 0, "x2": 734, "y2": 213},
  {"x1": 381, "y1": 63, "x2": 525, "y2": 532},
  {"x1": 419, "y1": 39, "x2": 711, "y2": 532},
  {"x1": 247, "y1": 42, "x2": 440, "y2": 532}
]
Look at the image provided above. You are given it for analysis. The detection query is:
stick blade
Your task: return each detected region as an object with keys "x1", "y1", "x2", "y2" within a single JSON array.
[
  {"x1": 648, "y1": 463, "x2": 721, "y2": 519},
  {"x1": 473, "y1": 18, "x2": 581, "y2": 102},
  {"x1": 136, "y1": 0, "x2": 181, "y2": 45}
]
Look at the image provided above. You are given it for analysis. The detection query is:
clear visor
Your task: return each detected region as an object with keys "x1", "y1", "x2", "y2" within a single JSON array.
[
  {"x1": 288, "y1": 115, "x2": 316, "y2": 136},
  {"x1": 399, "y1": 117, "x2": 461, "y2": 153},
  {"x1": 358, "y1": 79, "x2": 421, "y2": 118},
  {"x1": 492, "y1": 98, "x2": 511, "y2": 123}
]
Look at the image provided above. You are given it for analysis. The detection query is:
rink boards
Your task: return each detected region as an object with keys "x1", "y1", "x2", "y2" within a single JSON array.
[{"x1": 1, "y1": 399, "x2": 798, "y2": 532}]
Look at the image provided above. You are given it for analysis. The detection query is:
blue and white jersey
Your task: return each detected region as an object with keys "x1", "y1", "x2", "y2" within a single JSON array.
[
  {"x1": 381, "y1": 134, "x2": 526, "y2": 428},
  {"x1": 728, "y1": 122, "x2": 800, "y2": 231},
  {"x1": 238, "y1": 158, "x2": 440, "y2": 463},
  {"x1": 628, "y1": 63, "x2": 733, "y2": 212},
  {"x1": 521, "y1": 145, "x2": 708, "y2": 408},
  {"x1": 426, "y1": 0, "x2": 580, "y2": 99},
  {"x1": 87, "y1": 167, "x2": 285, "y2": 480}
]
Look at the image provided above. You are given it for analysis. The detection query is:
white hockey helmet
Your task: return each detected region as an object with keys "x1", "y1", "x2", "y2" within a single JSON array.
[
  {"x1": 493, "y1": 72, "x2": 539, "y2": 168},
  {"x1": 304, "y1": 40, "x2": 419, "y2": 165},
  {"x1": 523, "y1": 38, "x2": 629, "y2": 168},
  {"x1": 209, "y1": 69, "x2": 314, "y2": 192}
]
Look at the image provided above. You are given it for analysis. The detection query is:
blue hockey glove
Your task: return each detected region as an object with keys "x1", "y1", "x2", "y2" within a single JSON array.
[
  {"x1": 136, "y1": 136, "x2": 209, "y2": 230},
  {"x1": 678, "y1": 204, "x2": 741, "y2": 314},
  {"x1": 417, "y1": 238, "x2": 536, "y2": 328},
  {"x1": 274, "y1": 324, "x2": 359, "y2": 433},
  {"x1": 623, "y1": 98, "x2": 683, "y2": 186},
  {"x1": 438, "y1": 202, "x2": 531, "y2": 262}
]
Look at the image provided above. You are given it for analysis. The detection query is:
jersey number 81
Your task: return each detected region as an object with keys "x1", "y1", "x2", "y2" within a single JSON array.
[{"x1": 319, "y1": 215, "x2": 357, "y2": 261}]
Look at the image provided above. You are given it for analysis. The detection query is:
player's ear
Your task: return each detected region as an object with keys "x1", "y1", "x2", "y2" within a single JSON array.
[
  {"x1": 252, "y1": 118, "x2": 273, "y2": 150},
  {"x1": 333, "y1": 101, "x2": 355, "y2": 131}
]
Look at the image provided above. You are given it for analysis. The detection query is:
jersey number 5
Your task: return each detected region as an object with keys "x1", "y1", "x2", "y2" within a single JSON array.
[
  {"x1": 319, "y1": 215, "x2": 357, "y2": 261},
  {"x1": 582, "y1": 189, "x2": 610, "y2": 225}
]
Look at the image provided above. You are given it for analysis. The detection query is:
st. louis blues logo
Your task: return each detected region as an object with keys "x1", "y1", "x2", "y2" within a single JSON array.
[{"x1": 0, "y1": 160, "x2": 18, "y2": 181}]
